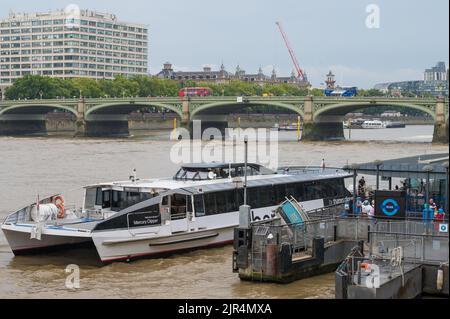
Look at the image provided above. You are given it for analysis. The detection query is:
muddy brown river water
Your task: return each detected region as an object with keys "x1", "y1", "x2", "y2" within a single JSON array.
[{"x1": 0, "y1": 125, "x2": 447, "y2": 298}]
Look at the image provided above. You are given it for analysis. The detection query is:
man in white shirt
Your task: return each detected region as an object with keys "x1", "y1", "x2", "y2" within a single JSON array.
[{"x1": 362, "y1": 200, "x2": 372, "y2": 217}]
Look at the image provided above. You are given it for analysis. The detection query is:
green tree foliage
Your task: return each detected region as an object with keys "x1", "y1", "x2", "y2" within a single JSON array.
[
  {"x1": 5, "y1": 75, "x2": 71, "y2": 99},
  {"x1": 357, "y1": 89, "x2": 386, "y2": 97},
  {"x1": 4, "y1": 74, "x2": 318, "y2": 100},
  {"x1": 309, "y1": 88, "x2": 325, "y2": 96},
  {"x1": 67, "y1": 78, "x2": 103, "y2": 98},
  {"x1": 5, "y1": 75, "x2": 433, "y2": 117}
]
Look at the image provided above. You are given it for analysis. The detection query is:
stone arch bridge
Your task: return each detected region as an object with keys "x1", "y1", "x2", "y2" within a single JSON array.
[{"x1": 0, "y1": 96, "x2": 448, "y2": 142}]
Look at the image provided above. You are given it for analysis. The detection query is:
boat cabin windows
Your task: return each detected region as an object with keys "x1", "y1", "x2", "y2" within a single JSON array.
[
  {"x1": 195, "y1": 190, "x2": 240, "y2": 217},
  {"x1": 84, "y1": 187, "x2": 98, "y2": 209},
  {"x1": 85, "y1": 187, "x2": 155, "y2": 212},
  {"x1": 173, "y1": 163, "x2": 272, "y2": 181},
  {"x1": 193, "y1": 178, "x2": 348, "y2": 217},
  {"x1": 161, "y1": 194, "x2": 193, "y2": 220},
  {"x1": 194, "y1": 195, "x2": 205, "y2": 217}
]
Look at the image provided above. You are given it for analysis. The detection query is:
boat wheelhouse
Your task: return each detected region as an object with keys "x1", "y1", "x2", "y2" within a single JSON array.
[{"x1": 2, "y1": 163, "x2": 352, "y2": 263}]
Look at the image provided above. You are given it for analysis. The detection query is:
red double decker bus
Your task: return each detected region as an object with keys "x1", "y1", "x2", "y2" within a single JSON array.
[{"x1": 178, "y1": 87, "x2": 212, "y2": 98}]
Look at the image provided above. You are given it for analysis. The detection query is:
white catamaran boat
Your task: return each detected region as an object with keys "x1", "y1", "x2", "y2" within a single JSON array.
[
  {"x1": 1, "y1": 163, "x2": 352, "y2": 263},
  {"x1": 361, "y1": 120, "x2": 385, "y2": 129}
]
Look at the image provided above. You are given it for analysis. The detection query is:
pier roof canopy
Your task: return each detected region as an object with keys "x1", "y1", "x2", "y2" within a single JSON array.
[{"x1": 351, "y1": 153, "x2": 449, "y2": 179}]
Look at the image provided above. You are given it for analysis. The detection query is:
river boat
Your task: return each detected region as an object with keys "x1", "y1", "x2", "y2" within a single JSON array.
[{"x1": 2, "y1": 163, "x2": 352, "y2": 263}]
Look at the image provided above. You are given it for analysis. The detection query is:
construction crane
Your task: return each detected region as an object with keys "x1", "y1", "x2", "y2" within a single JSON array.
[{"x1": 275, "y1": 21, "x2": 307, "y2": 82}]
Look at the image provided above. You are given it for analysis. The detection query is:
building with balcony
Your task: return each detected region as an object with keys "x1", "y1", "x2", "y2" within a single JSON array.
[
  {"x1": 0, "y1": 9, "x2": 148, "y2": 92},
  {"x1": 424, "y1": 62, "x2": 448, "y2": 81}
]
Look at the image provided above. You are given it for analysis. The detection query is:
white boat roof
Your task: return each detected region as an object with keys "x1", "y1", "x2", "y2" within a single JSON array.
[{"x1": 84, "y1": 168, "x2": 352, "y2": 194}]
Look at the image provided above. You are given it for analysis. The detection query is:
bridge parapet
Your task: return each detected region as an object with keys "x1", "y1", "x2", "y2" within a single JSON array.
[
  {"x1": 0, "y1": 96, "x2": 447, "y2": 141},
  {"x1": 1, "y1": 95, "x2": 444, "y2": 115}
]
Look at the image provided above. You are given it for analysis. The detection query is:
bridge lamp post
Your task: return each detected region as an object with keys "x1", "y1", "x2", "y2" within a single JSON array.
[
  {"x1": 243, "y1": 137, "x2": 248, "y2": 206},
  {"x1": 422, "y1": 165, "x2": 434, "y2": 205},
  {"x1": 373, "y1": 160, "x2": 383, "y2": 191}
]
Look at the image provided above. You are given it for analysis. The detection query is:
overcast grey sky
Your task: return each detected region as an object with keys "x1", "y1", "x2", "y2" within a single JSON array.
[{"x1": 1, "y1": 0, "x2": 448, "y2": 88}]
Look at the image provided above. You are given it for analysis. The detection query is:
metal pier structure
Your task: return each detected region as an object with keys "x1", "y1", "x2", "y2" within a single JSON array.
[
  {"x1": 233, "y1": 204, "x2": 372, "y2": 283},
  {"x1": 232, "y1": 211, "x2": 448, "y2": 296},
  {"x1": 336, "y1": 221, "x2": 449, "y2": 299}
]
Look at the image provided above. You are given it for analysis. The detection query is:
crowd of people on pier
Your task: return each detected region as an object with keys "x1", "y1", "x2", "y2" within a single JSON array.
[{"x1": 342, "y1": 175, "x2": 447, "y2": 225}]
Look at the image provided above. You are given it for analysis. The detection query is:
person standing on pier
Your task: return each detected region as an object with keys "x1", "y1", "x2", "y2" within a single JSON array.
[
  {"x1": 422, "y1": 204, "x2": 434, "y2": 234},
  {"x1": 369, "y1": 200, "x2": 375, "y2": 219},
  {"x1": 362, "y1": 200, "x2": 371, "y2": 217},
  {"x1": 434, "y1": 208, "x2": 445, "y2": 231},
  {"x1": 358, "y1": 176, "x2": 366, "y2": 199},
  {"x1": 320, "y1": 159, "x2": 326, "y2": 170},
  {"x1": 429, "y1": 198, "x2": 437, "y2": 212}
]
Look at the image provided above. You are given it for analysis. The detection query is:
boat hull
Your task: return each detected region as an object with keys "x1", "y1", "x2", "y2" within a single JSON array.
[
  {"x1": 92, "y1": 226, "x2": 235, "y2": 263},
  {"x1": 2, "y1": 227, "x2": 91, "y2": 255}
]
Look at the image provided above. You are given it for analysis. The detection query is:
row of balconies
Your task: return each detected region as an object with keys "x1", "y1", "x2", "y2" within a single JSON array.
[
  {"x1": 1, "y1": 64, "x2": 147, "y2": 71},
  {"x1": 0, "y1": 22, "x2": 147, "y2": 35},
  {"x1": 1, "y1": 45, "x2": 148, "y2": 55},
  {"x1": 0, "y1": 37, "x2": 148, "y2": 49},
  {"x1": 0, "y1": 70, "x2": 147, "y2": 83},
  {"x1": 2, "y1": 34, "x2": 147, "y2": 46},
  {"x1": 1, "y1": 30, "x2": 148, "y2": 42}
]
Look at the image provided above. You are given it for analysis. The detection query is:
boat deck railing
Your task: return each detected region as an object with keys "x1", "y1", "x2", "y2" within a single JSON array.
[
  {"x1": 2, "y1": 204, "x2": 104, "y2": 226},
  {"x1": 278, "y1": 166, "x2": 345, "y2": 175}
]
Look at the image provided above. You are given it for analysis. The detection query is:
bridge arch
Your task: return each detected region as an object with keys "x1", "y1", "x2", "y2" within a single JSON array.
[
  {"x1": 190, "y1": 101, "x2": 304, "y2": 119},
  {"x1": 85, "y1": 102, "x2": 183, "y2": 120},
  {"x1": 313, "y1": 102, "x2": 436, "y2": 122},
  {"x1": 0, "y1": 104, "x2": 78, "y2": 116},
  {"x1": 85, "y1": 102, "x2": 182, "y2": 120}
]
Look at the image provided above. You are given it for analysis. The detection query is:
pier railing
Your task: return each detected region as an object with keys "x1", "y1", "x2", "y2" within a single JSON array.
[
  {"x1": 248, "y1": 214, "x2": 373, "y2": 277},
  {"x1": 336, "y1": 226, "x2": 449, "y2": 297},
  {"x1": 247, "y1": 213, "x2": 449, "y2": 278},
  {"x1": 368, "y1": 220, "x2": 449, "y2": 264},
  {"x1": 369, "y1": 232, "x2": 449, "y2": 264},
  {"x1": 337, "y1": 220, "x2": 449, "y2": 289}
]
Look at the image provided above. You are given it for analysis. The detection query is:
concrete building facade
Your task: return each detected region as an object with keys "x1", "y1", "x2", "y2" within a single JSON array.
[
  {"x1": 424, "y1": 62, "x2": 448, "y2": 81},
  {"x1": 0, "y1": 9, "x2": 148, "y2": 94},
  {"x1": 374, "y1": 62, "x2": 449, "y2": 97}
]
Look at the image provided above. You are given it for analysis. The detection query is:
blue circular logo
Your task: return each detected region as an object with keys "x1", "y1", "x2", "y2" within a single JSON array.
[{"x1": 381, "y1": 199, "x2": 400, "y2": 216}]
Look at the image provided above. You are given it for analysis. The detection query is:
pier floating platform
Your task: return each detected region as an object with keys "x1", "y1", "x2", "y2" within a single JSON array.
[{"x1": 233, "y1": 208, "x2": 449, "y2": 300}]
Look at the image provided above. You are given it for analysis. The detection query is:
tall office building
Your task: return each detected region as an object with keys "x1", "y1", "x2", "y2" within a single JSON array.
[
  {"x1": 424, "y1": 62, "x2": 447, "y2": 81},
  {"x1": 0, "y1": 9, "x2": 148, "y2": 91}
]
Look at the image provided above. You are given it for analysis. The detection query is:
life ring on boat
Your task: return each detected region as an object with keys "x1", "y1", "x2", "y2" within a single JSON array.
[{"x1": 54, "y1": 196, "x2": 65, "y2": 219}]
